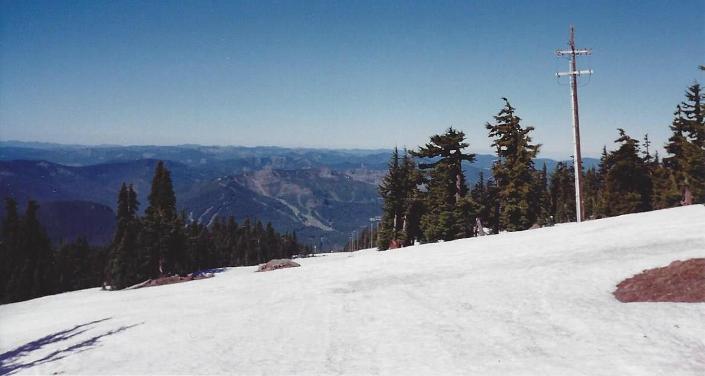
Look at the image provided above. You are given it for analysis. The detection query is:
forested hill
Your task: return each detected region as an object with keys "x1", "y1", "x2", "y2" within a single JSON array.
[{"x1": 0, "y1": 143, "x2": 598, "y2": 248}]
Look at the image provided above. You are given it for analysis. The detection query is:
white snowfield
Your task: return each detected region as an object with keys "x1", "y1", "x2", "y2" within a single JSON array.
[{"x1": 1, "y1": 206, "x2": 705, "y2": 375}]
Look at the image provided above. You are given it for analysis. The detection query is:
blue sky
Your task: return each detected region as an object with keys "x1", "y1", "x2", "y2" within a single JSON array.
[{"x1": 1, "y1": 1, "x2": 703, "y2": 158}]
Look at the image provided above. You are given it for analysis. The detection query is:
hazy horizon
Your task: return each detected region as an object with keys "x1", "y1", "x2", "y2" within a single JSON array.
[
  {"x1": 2, "y1": 1, "x2": 703, "y2": 159},
  {"x1": 0, "y1": 138, "x2": 613, "y2": 160}
]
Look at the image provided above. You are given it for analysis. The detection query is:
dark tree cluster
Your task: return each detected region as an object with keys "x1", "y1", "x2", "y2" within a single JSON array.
[
  {"x1": 376, "y1": 99, "x2": 543, "y2": 249},
  {"x1": 1, "y1": 161, "x2": 306, "y2": 302},
  {"x1": 377, "y1": 74, "x2": 704, "y2": 247},
  {"x1": 0, "y1": 198, "x2": 108, "y2": 304},
  {"x1": 376, "y1": 147, "x2": 424, "y2": 249},
  {"x1": 565, "y1": 81, "x2": 705, "y2": 220},
  {"x1": 107, "y1": 161, "x2": 306, "y2": 289}
]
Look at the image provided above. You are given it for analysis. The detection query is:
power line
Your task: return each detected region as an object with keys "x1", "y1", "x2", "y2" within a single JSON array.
[{"x1": 555, "y1": 26, "x2": 593, "y2": 223}]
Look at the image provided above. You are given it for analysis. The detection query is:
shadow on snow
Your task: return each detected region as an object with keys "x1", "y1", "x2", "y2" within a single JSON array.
[{"x1": 0, "y1": 317, "x2": 142, "y2": 375}]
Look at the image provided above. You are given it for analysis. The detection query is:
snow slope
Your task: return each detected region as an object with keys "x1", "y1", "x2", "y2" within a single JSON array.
[{"x1": 1, "y1": 206, "x2": 704, "y2": 375}]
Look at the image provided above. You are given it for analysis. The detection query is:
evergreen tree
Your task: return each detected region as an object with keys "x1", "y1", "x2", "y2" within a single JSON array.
[
  {"x1": 108, "y1": 184, "x2": 141, "y2": 289},
  {"x1": 3, "y1": 198, "x2": 110, "y2": 301},
  {"x1": 486, "y1": 177, "x2": 501, "y2": 234},
  {"x1": 55, "y1": 238, "x2": 93, "y2": 292},
  {"x1": 470, "y1": 171, "x2": 500, "y2": 233},
  {"x1": 592, "y1": 146, "x2": 610, "y2": 217},
  {"x1": 399, "y1": 151, "x2": 423, "y2": 245},
  {"x1": 253, "y1": 220, "x2": 264, "y2": 264},
  {"x1": 282, "y1": 231, "x2": 300, "y2": 259},
  {"x1": 536, "y1": 163, "x2": 552, "y2": 224},
  {"x1": 681, "y1": 83, "x2": 705, "y2": 148},
  {"x1": 470, "y1": 172, "x2": 487, "y2": 221},
  {"x1": 486, "y1": 98, "x2": 541, "y2": 231},
  {"x1": 602, "y1": 129, "x2": 653, "y2": 216},
  {"x1": 127, "y1": 184, "x2": 139, "y2": 217},
  {"x1": 582, "y1": 167, "x2": 601, "y2": 219},
  {"x1": 549, "y1": 162, "x2": 576, "y2": 223},
  {"x1": 239, "y1": 218, "x2": 253, "y2": 264},
  {"x1": 264, "y1": 222, "x2": 281, "y2": 260},
  {"x1": 411, "y1": 128, "x2": 477, "y2": 241},
  {"x1": 146, "y1": 161, "x2": 177, "y2": 220},
  {"x1": 651, "y1": 161, "x2": 682, "y2": 209},
  {"x1": 663, "y1": 103, "x2": 705, "y2": 203},
  {"x1": 377, "y1": 148, "x2": 404, "y2": 249},
  {"x1": 5, "y1": 201, "x2": 55, "y2": 302},
  {"x1": 142, "y1": 161, "x2": 184, "y2": 277},
  {"x1": 0, "y1": 198, "x2": 20, "y2": 302}
]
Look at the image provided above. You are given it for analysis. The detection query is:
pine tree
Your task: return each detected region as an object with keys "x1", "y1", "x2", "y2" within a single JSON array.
[
  {"x1": 253, "y1": 220, "x2": 264, "y2": 263},
  {"x1": 602, "y1": 129, "x2": 653, "y2": 216},
  {"x1": 470, "y1": 172, "x2": 487, "y2": 219},
  {"x1": 549, "y1": 162, "x2": 576, "y2": 223},
  {"x1": 593, "y1": 146, "x2": 610, "y2": 217},
  {"x1": 5, "y1": 201, "x2": 55, "y2": 302},
  {"x1": 411, "y1": 127, "x2": 477, "y2": 241},
  {"x1": 0, "y1": 198, "x2": 20, "y2": 302},
  {"x1": 536, "y1": 163, "x2": 552, "y2": 224},
  {"x1": 583, "y1": 167, "x2": 601, "y2": 219},
  {"x1": 680, "y1": 83, "x2": 705, "y2": 202},
  {"x1": 377, "y1": 148, "x2": 404, "y2": 249},
  {"x1": 469, "y1": 171, "x2": 502, "y2": 234},
  {"x1": 239, "y1": 218, "x2": 252, "y2": 264},
  {"x1": 486, "y1": 98, "x2": 541, "y2": 231},
  {"x1": 682, "y1": 83, "x2": 705, "y2": 148},
  {"x1": 286, "y1": 231, "x2": 300, "y2": 258},
  {"x1": 146, "y1": 161, "x2": 177, "y2": 221},
  {"x1": 264, "y1": 222, "x2": 280, "y2": 260},
  {"x1": 664, "y1": 106, "x2": 692, "y2": 183},
  {"x1": 127, "y1": 184, "x2": 139, "y2": 217},
  {"x1": 651, "y1": 161, "x2": 682, "y2": 209},
  {"x1": 108, "y1": 183, "x2": 142, "y2": 289},
  {"x1": 663, "y1": 101, "x2": 705, "y2": 203},
  {"x1": 55, "y1": 238, "x2": 93, "y2": 292},
  {"x1": 399, "y1": 150, "x2": 423, "y2": 245},
  {"x1": 142, "y1": 161, "x2": 184, "y2": 277}
]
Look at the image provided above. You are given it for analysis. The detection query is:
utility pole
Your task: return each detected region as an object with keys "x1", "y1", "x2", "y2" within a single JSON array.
[
  {"x1": 556, "y1": 26, "x2": 593, "y2": 222},
  {"x1": 370, "y1": 222, "x2": 374, "y2": 248}
]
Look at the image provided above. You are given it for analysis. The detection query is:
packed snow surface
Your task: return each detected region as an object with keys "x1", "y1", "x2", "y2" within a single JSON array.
[{"x1": 2, "y1": 206, "x2": 705, "y2": 375}]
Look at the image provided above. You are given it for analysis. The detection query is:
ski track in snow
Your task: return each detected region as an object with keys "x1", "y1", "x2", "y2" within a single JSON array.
[{"x1": 1, "y1": 206, "x2": 705, "y2": 375}]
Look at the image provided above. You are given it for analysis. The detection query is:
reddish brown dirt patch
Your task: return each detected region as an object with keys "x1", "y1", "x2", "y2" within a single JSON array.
[
  {"x1": 614, "y1": 258, "x2": 705, "y2": 302},
  {"x1": 125, "y1": 273, "x2": 213, "y2": 289},
  {"x1": 257, "y1": 259, "x2": 300, "y2": 272}
]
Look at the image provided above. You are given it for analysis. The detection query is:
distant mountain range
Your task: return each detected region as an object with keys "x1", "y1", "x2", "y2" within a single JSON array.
[{"x1": 0, "y1": 141, "x2": 598, "y2": 248}]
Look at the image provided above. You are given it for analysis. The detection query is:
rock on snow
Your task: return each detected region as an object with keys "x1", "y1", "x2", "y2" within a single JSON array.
[{"x1": 1, "y1": 206, "x2": 704, "y2": 375}]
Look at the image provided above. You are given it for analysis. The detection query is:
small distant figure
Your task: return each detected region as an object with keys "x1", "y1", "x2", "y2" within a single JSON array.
[
  {"x1": 681, "y1": 187, "x2": 693, "y2": 206},
  {"x1": 475, "y1": 218, "x2": 487, "y2": 236},
  {"x1": 547, "y1": 215, "x2": 555, "y2": 227},
  {"x1": 389, "y1": 239, "x2": 402, "y2": 249}
]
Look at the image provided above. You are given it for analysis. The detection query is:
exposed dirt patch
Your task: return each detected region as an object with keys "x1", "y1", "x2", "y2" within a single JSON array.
[
  {"x1": 125, "y1": 273, "x2": 214, "y2": 289},
  {"x1": 614, "y1": 258, "x2": 705, "y2": 302},
  {"x1": 257, "y1": 259, "x2": 300, "y2": 272}
]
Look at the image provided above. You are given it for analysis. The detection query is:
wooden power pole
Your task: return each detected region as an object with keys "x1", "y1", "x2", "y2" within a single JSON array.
[{"x1": 556, "y1": 26, "x2": 593, "y2": 222}]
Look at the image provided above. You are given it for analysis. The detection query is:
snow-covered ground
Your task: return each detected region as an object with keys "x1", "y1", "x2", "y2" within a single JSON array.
[{"x1": 2, "y1": 206, "x2": 705, "y2": 375}]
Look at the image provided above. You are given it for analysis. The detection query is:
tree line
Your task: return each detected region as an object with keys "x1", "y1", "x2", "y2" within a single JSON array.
[
  {"x1": 1, "y1": 161, "x2": 307, "y2": 304},
  {"x1": 376, "y1": 79, "x2": 704, "y2": 250}
]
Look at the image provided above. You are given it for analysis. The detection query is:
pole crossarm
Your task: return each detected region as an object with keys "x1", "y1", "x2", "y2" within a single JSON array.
[
  {"x1": 556, "y1": 69, "x2": 593, "y2": 77},
  {"x1": 556, "y1": 49, "x2": 591, "y2": 56}
]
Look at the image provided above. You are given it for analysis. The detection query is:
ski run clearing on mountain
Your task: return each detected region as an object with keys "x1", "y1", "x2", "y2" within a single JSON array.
[{"x1": 1, "y1": 206, "x2": 704, "y2": 375}]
